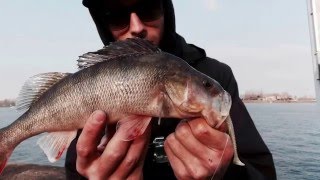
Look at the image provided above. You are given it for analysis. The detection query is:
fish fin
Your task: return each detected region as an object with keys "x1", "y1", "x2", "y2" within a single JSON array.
[
  {"x1": 116, "y1": 115, "x2": 152, "y2": 141},
  {"x1": 225, "y1": 116, "x2": 245, "y2": 166},
  {"x1": 0, "y1": 157, "x2": 7, "y2": 175},
  {"x1": 0, "y1": 129, "x2": 15, "y2": 174},
  {"x1": 37, "y1": 131, "x2": 77, "y2": 163},
  {"x1": 16, "y1": 72, "x2": 71, "y2": 111},
  {"x1": 0, "y1": 151, "x2": 12, "y2": 175},
  {"x1": 77, "y1": 38, "x2": 161, "y2": 69}
]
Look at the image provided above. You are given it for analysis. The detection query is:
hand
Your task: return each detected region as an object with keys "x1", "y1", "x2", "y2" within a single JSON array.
[
  {"x1": 164, "y1": 118, "x2": 234, "y2": 180},
  {"x1": 76, "y1": 110, "x2": 151, "y2": 180}
]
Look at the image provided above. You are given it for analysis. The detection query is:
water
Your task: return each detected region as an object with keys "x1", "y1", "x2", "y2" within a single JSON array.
[
  {"x1": 246, "y1": 103, "x2": 320, "y2": 180},
  {"x1": 0, "y1": 104, "x2": 320, "y2": 179}
]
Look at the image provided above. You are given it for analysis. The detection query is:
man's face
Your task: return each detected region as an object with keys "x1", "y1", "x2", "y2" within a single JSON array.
[{"x1": 104, "y1": 0, "x2": 164, "y2": 46}]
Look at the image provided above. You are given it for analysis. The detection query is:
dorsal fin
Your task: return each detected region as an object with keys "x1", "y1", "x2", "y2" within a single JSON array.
[
  {"x1": 16, "y1": 72, "x2": 71, "y2": 111},
  {"x1": 77, "y1": 38, "x2": 161, "y2": 69}
]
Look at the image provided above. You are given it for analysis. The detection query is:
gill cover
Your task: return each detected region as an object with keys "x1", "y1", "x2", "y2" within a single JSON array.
[{"x1": 165, "y1": 78, "x2": 208, "y2": 118}]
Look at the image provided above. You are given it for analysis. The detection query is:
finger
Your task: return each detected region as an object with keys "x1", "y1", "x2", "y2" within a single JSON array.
[
  {"x1": 187, "y1": 118, "x2": 229, "y2": 150},
  {"x1": 97, "y1": 123, "x2": 133, "y2": 177},
  {"x1": 111, "y1": 123, "x2": 152, "y2": 179},
  {"x1": 217, "y1": 121, "x2": 228, "y2": 132},
  {"x1": 165, "y1": 133, "x2": 210, "y2": 179},
  {"x1": 174, "y1": 121, "x2": 222, "y2": 166},
  {"x1": 211, "y1": 136, "x2": 234, "y2": 179},
  {"x1": 76, "y1": 110, "x2": 107, "y2": 168},
  {"x1": 126, "y1": 166, "x2": 144, "y2": 180},
  {"x1": 164, "y1": 138, "x2": 190, "y2": 180},
  {"x1": 124, "y1": 148, "x2": 146, "y2": 180}
]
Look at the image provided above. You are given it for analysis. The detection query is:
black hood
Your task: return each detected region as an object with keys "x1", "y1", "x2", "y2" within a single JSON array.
[{"x1": 82, "y1": 0, "x2": 206, "y2": 64}]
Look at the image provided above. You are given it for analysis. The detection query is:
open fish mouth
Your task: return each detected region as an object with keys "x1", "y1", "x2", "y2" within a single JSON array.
[{"x1": 212, "y1": 90, "x2": 232, "y2": 122}]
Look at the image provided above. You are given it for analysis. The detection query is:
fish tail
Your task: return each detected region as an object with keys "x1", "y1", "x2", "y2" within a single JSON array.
[
  {"x1": 0, "y1": 151, "x2": 12, "y2": 175},
  {"x1": 0, "y1": 158, "x2": 7, "y2": 174},
  {"x1": 0, "y1": 130, "x2": 14, "y2": 174}
]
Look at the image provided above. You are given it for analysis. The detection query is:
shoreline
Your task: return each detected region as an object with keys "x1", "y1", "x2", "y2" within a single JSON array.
[{"x1": 0, "y1": 164, "x2": 65, "y2": 180}]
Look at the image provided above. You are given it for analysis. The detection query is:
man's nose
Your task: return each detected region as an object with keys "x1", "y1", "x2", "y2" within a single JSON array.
[{"x1": 129, "y1": 13, "x2": 147, "y2": 38}]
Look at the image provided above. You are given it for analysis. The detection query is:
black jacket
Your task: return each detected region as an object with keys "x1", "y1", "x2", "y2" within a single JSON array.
[{"x1": 65, "y1": 0, "x2": 277, "y2": 179}]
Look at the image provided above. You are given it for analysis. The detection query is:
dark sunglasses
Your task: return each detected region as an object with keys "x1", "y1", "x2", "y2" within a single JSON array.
[{"x1": 103, "y1": 0, "x2": 164, "y2": 30}]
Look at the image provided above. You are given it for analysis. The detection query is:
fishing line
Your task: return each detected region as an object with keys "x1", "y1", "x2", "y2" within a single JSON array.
[{"x1": 210, "y1": 134, "x2": 229, "y2": 180}]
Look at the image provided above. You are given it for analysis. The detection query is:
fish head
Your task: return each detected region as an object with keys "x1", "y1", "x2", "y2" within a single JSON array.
[{"x1": 164, "y1": 67, "x2": 231, "y2": 127}]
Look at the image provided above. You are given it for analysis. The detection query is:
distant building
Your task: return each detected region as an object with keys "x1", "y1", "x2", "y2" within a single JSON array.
[{"x1": 0, "y1": 99, "x2": 16, "y2": 107}]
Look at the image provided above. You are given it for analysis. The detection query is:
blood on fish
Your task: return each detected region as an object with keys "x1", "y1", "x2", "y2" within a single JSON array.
[
  {"x1": 55, "y1": 147, "x2": 66, "y2": 160},
  {"x1": 126, "y1": 128, "x2": 142, "y2": 140}
]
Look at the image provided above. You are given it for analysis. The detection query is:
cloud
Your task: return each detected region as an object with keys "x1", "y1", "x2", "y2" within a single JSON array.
[{"x1": 203, "y1": 0, "x2": 218, "y2": 11}]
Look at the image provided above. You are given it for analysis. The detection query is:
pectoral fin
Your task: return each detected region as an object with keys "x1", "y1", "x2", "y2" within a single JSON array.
[{"x1": 116, "y1": 115, "x2": 152, "y2": 141}]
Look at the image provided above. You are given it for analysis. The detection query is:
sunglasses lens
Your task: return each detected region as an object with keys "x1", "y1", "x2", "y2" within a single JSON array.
[
  {"x1": 137, "y1": 0, "x2": 163, "y2": 22},
  {"x1": 104, "y1": 0, "x2": 163, "y2": 30},
  {"x1": 106, "y1": 11, "x2": 130, "y2": 30}
]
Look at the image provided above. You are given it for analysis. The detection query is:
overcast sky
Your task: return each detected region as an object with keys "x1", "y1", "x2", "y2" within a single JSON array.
[{"x1": 0, "y1": 0, "x2": 316, "y2": 99}]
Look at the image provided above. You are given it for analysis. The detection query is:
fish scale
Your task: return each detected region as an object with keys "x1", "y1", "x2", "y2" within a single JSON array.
[{"x1": 0, "y1": 38, "x2": 243, "y2": 174}]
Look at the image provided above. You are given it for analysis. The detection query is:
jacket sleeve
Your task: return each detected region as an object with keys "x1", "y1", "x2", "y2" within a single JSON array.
[
  {"x1": 195, "y1": 58, "x2": 277, "y2": 180},
  {"x1": 65, "y1": 130, "x2": 88, "y2": 180}
]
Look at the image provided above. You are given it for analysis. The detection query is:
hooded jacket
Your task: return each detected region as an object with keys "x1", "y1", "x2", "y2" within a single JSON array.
[{"x1": 65, "y1": 0, "x2": 277, "y2": 179}]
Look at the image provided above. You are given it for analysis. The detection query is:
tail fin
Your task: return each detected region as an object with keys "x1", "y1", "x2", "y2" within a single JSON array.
[
  {"x1": 0, "y1": 152, "x2": 11, "y2": 174},
  {"x1": 0, "y1": 136, "x2": 13, "y2": 175},
  {"x1": 0, "y1": 130, "x2": 14, "y2": 174}
]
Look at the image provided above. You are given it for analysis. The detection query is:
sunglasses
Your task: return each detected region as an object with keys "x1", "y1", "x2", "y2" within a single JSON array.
[{"x1": 103, "y1": 0, "x2": 164, "y2": 31}]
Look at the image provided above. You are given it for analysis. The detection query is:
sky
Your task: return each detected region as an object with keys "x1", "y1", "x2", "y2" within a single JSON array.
[{"x1": 0, "y1": 0, "x2": 316, "y2": 100}]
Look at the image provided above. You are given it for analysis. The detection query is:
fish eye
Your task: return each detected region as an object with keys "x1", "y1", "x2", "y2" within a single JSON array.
[{"x1": 203, "y1": 80, "x2": 212, "y2": 88}]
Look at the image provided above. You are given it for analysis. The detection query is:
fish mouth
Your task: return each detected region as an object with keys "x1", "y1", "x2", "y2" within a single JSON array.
[{"x1": 212, "y1": 90, "x2": 232, "y2": 121}]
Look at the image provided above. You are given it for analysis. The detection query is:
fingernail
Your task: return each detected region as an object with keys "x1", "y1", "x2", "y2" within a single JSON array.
[{"x1": 92, "y1": 111, "x2": 105, "y2": 123}]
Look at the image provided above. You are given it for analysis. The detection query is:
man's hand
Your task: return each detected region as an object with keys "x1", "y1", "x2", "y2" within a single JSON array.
[
  {"x1": 76, "y1": 110, "x2": 151, "y2": 180},
  {"x1": 164, "y1": 118, "x2": 234, "y2": 180}
]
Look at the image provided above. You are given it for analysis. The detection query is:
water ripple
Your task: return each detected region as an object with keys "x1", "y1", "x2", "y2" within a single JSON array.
[{"x1": 246, "y1": 103, "x2": 320, "y2": 180}]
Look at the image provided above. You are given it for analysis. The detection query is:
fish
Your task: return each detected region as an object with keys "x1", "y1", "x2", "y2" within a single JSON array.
[{"x1": 0, "y1": 38, "x2": 244, "y2": 173}]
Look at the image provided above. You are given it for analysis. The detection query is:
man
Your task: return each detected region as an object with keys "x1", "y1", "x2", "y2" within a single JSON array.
[{"x1": 65, "y1": 0, "x2": 277, "y2": 179}]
